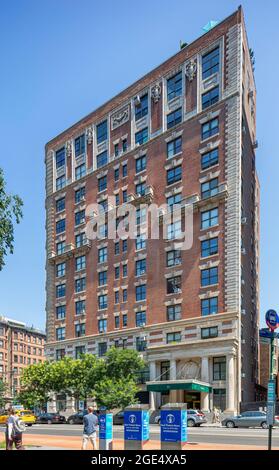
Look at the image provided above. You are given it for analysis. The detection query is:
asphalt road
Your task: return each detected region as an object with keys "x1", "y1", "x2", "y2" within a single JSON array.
[{"x1": 2, "y1": 424, "x2": 279, "y2": 447}]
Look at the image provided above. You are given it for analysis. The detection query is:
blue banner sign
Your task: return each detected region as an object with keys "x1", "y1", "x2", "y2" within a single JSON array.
[
  {"x1": 265, "y1": 310, "x2": 279, "y2": 331},
  {"x1": 99, "y1": 413, "x2": 113, "y2": 440},
  {"x1": 161, "y1": 409, "x2": 187, "y2": 443},
  {"x1": 268, "y1": 380, "x2": 276, "y2": 402},
  {"x1": 124, "y1": 410, "x2": 150, "y2": 441}
]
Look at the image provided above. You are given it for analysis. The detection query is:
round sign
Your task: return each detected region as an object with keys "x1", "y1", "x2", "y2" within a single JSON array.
[{"x1": 265, "y1": 309, "x2": 279, "y2": 331}]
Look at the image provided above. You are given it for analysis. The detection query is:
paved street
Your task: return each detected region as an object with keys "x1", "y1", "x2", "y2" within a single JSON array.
[{"x1": 1, "y1": 424, "x2": 279, "y2": 448}]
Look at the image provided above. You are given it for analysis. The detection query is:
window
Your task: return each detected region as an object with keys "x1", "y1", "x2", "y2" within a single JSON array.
[
  {"x1": 122, "y1": 164, "x2": 127, "y2": 177},
  {"x1": 167, "y1": 193, "x2": 182, "y2": 209},
  {"x1": 98, "y1": 247, "x2": 107, "y2": 263},
  {"x1": 135, "y1": 234, "x2": 146, "y2": 250},
  {"x1": 56, "y1": 219, "x2": 65, "y2": 234},
  {"x1": 167, "y1": 72, "x2": 182, "y2": 101},
  {"x1": 122, "y1": 239, "x2": 128, "y2": 252},
  {"x1": 202, "y1": 47, "x2": 219, "y2": 80},
  {"x1": 57, "y1": 240, "x2": 64, "y2": 254},
  {"x1": 136, "y1": 337, "x2": 147, "y2": 352},
  {"x1": 56, "y1": 284, "x2": 65, "y2": 298},
  {"x1": 98, "y1": 175, "x2": 107, "y2": 192},
  {"x1": 136, "y1": 284, "x2": 146, "y2": 301},
  {"x1": 167, "y1": 108, "x2": 182, "y2": 129},
  {"x1": 167, "y1": 276, "x2": 182, "y2": 294},
  {"x1": 75, "y1": 186, "x2": 85, "y2": 204},
  {"x1": 123, "y1": 314, "x2": 127, "y2": 327},
  {"x1": 135, "y1": 127, "x2": 148, "y2": 146},
  {"x1": 166, "y1": 250, "x2": 181, "y2": 267},
  {"x1": 135, "y1": 182, "x2": 146, "y2": 196},
  {"x1": 201, "y1": 237, "x2": 218, "y2": 258},
  {"x1": 75, "y1": 163, "x2": 86, "y2": 180},
  {"x1": 56, "y1": 262, "x2": 66, "y2": 277},
  {"x1": 98, "y1": 342, "x2": 107, "y2": 357},
  {"x1": 115, "y1": 194, "x2": 120, "y2": 206},
  {"x1": 122, "y1": 139, "x2": 127, "y2": 152},
  {"x1": 115, "y1": 266, "x2": 120, "y2": 279},
  {"x1": 114, "y1": 168, "x2": 119, "y2": 181},
  {"x1": 98, "y1": 294, "x2": 107, "y2": 310},
  {"x1": 75, "y1": 277, "x2": 86, "y2": 293},
  {"x1": 201, "y1": 207, "x2": 218, "y2": 229},
  {"x1": 97, "y1": 150, "x2": 108, "y2": 169},
  {"x1": 98, "y1": 270, "x2": 107, "y2": 286},
  {"x1": 201, "y1": 297, "x2": 218, "y2": 316},
  {"x1": 201, "y1": 148, "x2": 219, "y2": 170},
  {"x1": 56, "y1": 305, "x2": 66, "y2": 320},
  {"x1": 201, "y1": 267, "x2": 218, "y2": 286},
  {"x1": 98, "y1": 319, "x2": 107, "y2": 333},
  {"x1": 167, "y1": 166, "x2": 182, "y2": 185},
  {"x1": 114, "y1": 143, "x2": 119, "y2": 157},
  {"x1": 123, "y1": 289, "x2": 127, "y2": 302},
  {"x1": 135, "y1": 94, "x2": 148, "y2": 121},
  {"x1": 167, "y1": 221, "x2": 182, "y2": 240},
  {"x1": 202, "y1": 86, "x2": 219, "y2": 110},
  {"x1": 167, "y1": 332, "x2": 181, "y2": 343},
  {"x1": 115, "y1": 316, "x2": 120, "y2": 329},
  {"x1": 136, "y1": 155, "x2": 147, "y2": 173},
  {"x1": 167, "y1": 137, "x2": 182, "y2": 159},
  {"x1": 56, "y1": 197, "x2": 65, "y2": 213},
  {"x1": 75, "y1": 300, "x2": 86, "y2": 315},
  {"x1": 135, "y1": 259, "x2": 146, "y2": 276},
  {"x1": 123, "y1": 189, "x2": 127, "y2": 203},
  {"x1": 75, "y1": 346, "x2": 85, "y2": 359},
  {"x1": 75, "y1": 134, "x2": 85, "y2": 157},
  {"x1": 201, "y1": 326, "x2": 218, "y2": 339},
  {"x1": 213, "y1": 356, "x2": 226, "y2": 381},
  {"x1": 75, "y1": 255, "x2": 86, "y2": 271},
  {"x1": 96, "y1": 120, "x2": 107, "y2": 144},
  {"x1": 161, "y1": 361, "x2": 170, "y2": 380},
  {"x1": 201, "y1": 118, "x2": 219, "y2": 140},
  {"x1": 56, "y1": 327, "x2": 65, "y2": 341},
  {"x1": 75, "y1": 210, "x2": 85, "y2": 226},
  {"x1": 56, "y1": 175, "x2": 66, "y2": 190},
  {"x1": 201, "y1": 178, "x2": 218, "y2": 199},
  {"x1": 115, "y1": 291, "x2": 120, "y2": 304},
  {"x1": 167, "y1": 304, "x2": 181, "y2": 321},
  {"x1": 75, "y1": 323, "x2": 85, "y2": 337},
  {"x1": 56, "y1": 349, "x2": 65, "y2": 361},
  {"x1": 115, "y1": 241, "x2": 120, "y2": 255},
  {"x1": 75, "y1": 232, "x2": 86, "y2": 248},
  {"x1": 136, "y1": 311, "x2": 146, "y2": 327},
  {"x1": 99, "y1": 223, "x2": 108, "y2": 239},
  {"x1": 56, "y1": 148, "x2": 65, "y2": 168},
  {"x1": 123, "y1": 264, "x2": 128, "y2": 277}
]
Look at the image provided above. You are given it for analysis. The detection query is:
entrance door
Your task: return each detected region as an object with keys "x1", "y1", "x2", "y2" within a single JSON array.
[{"x1": 184, "y1": 392, "x2": 201, "y2": 409}]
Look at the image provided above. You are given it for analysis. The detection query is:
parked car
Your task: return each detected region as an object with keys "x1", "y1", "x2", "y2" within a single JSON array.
[
  {"x1": 222, "y1": 411, "x2": 279, "y2": 428},
  {"x1": 154, "y1": 409, "x2": 207, "y2": 427},
  {"x1": 67, "y1": 409, "x2": 100, "y2": 424},
  {"x1": 36, "y1": 413, "x2": 66, "y2": 424},
  {"x1": 0, "y1": 409, "x2": 36, "y2": 427}
]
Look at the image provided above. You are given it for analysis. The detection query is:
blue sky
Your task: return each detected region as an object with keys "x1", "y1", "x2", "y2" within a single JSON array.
[{"x1": 0, "y1": 0, "x2": 278, "y2": 330}]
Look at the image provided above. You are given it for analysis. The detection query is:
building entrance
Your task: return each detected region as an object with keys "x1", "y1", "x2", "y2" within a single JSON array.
[{"x1": 184, "y1": 391, "x2": 201, "y2": 409}]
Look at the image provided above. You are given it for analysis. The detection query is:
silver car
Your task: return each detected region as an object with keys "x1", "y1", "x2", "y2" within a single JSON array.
[
  {"x1": 222, "y1": 411, "x2": 279, "y2": 428},
  {"x1": 155, "y1": 409, "x2": 207, "y2": 427}
]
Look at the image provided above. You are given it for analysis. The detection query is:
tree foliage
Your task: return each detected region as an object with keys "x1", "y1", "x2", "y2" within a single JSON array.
[
  {"x1": 94, "y1": 378, "x2": 139, "y2": 410},
  {"x1": 0, "y1": 167, "x2": 23, "y2": 270},
  {"x1": 0, "y1": 379, "x2": 7, "y2": 409}
]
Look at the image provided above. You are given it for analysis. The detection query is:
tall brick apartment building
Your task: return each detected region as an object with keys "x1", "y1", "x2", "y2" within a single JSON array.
[
  {"x1": 0, "y1": 317, "x2": 45, "y2": 400},
  {"x1": 45, "y1": 7, "x2": 259, "y2": 413}
]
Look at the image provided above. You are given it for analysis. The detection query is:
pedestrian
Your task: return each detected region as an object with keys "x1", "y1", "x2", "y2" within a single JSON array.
[
  {"x1": 5, "y1": 408, "x2": 26, "y2": 450},
  {"x1": 215, "y1": 407, "x2": 221, "y2": 424},
  {"x1": 82, "y1": 406, "x2": 98, "y2": 450},
  {"x1": 212, "y1": 407, "x2": 217, "y2": 424}
]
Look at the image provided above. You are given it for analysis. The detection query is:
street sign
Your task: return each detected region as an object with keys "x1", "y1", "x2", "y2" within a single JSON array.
[
  {"x1": 265, "y1": 310, "x2": 279, "y2": 331},
  {"x1": 268, "y1": 380, "x2": 276, "y2": 402}
]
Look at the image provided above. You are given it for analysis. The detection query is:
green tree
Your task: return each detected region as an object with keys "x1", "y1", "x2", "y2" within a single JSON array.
[
  {"x1": 104, "y1": 347, "x2": 145, "y2": 380},
  {"x1": 94, "y1": 378, "x2": 139, "y2": 410},
  {"x1": 0, "y1": 379, "x2": 6, "y2": 409},
  {"x1": 0, "y1": 168, "x2": 23, "y2": 270}
]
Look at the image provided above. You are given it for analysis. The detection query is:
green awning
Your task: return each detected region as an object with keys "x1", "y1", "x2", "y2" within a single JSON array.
[{"x1": 147, "y1": 382, "x2": 212, "y2": 393}]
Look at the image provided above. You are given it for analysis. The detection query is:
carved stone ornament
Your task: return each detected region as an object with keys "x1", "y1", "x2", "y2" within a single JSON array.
[
  {"x1": 179, "y1": 360, "x2": 200, "y2": 380},
  {"x1": 151, "y1": 83, "x2": 162, "y2": 103},
  {"x1": 185, "y1": 60, "x2": 197, "y2": 82},
  {"x1": 65, "y1": 140, "x2": 72, "y2": 157},
  {"x1": 86, "y1": 126, "x2": 93, "y2": 144},
  {"x1": 111, "y1": 105, "x2": 130, "y2": 130}
]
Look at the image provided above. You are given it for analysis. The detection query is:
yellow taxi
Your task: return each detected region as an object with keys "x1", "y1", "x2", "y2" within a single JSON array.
[{"x1": 0, "y1": 409, "x2": 36, "y2": 426}]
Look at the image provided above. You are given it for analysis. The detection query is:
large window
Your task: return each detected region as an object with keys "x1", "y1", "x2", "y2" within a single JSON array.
[
  {"x1": 202, "y1": 46, "x2": 220, "y2": 80},
  {"x1": 75, "y1": 134, "x2": 85, "y2": 156},
  {"x1": 56, "y1": 175, "x2": 66, "y2": 190},
  {"x1": 201, "y1": 148, "x2": 219, "y2": 170},
  {"x1": 202, "y1": 86, "x2": 219, "y2": 110},
  {"x1": 201, "y1": 326, "x2": 218, "y2": 339},
  {"x1": 166, "y1": 250, "x2": 181, "y2": 267},
  {"x1": 167, "y1": 165, "x2": 182, "y2": 185},
  {"x1": 98, "y1": 319, "x2": 107, "y2": 333},
  {"x1": 136, "y1": 311, "x2": 146, "y2": 327},
  {"x1": 56, "y1": 349, "x2": 65, "y2": 361},
  {"x1": 213, "y1": 356, "x2": 226, "y2": 381},
  {"x1": 201, "y1": 207, "x2": 218, "y2": 229},
  {"x1": 75, "y1": 255, "x2": 86, "y2": 271},
  {"x1": 136, "y1": 284, "x2": 146, "y2": 301},
  {"x1": 201, "y1": 267, "x2": 218, "y2": 287},
  {"x1": 135, "y1": 259, "x2": 146, "y2": 276},
  {"x1": 97, "y1": 150, "x2": 108, "y2": 169},
  {"x1": 75, "y1": 323, "x2": 85, "y2": 338},
  {"x1": 98, "y1": 294, "x2": 108, "y2": 310},
  {"x1": 56, "y1": 262, "x2": 66, "y2": 278},
  {"x1": 75, "y1": 277, "x2": 86, "y2": 293},
  {"x1": 75, "y1": 346, "x2": 85, "y2": 359},
  {"x1": 75, "y1": 232, "x2": 86, "y2": 248},
  {"x1": 56, "y1": 284, "x2": 65, "y2": 298},
  {"x1": 201, "y1": 237, "x2": 218, "y2": 258},
  {"x1": 201, "y1": 118, "x2": 219, "y2": 140},
  {"x1": 201, "y1": 297, "x2": 218, "y2": 316},
  {"x1": 167, "y1": 137, "x2": 182, "y2": 159},
  {"x1": 167, "y1": 72, "x2": 182, "y2": 101},
  {"x1": 167, "y1": 108, "x2": 182, "y2": 129},
  {"x1": 135, "y1": 182, "x2": 146, "y2": 196},
  {"x1": 167, "y1": 276, "x2": 182, "y2": 294},
  {"x1": 135, "y1": 234, "x2": 146, "y2": 250},
  {"x1": 96, "y1": 120, "x2": 107, "y2": 144},
  {"x1": 75, "y1": 210, "x2": 85, "y2": 226},
  {"x1": 56, "y1": 327, "x2": 65, "y2": 341},
  {"x1": 75, "y1": 163, "x2": 86, "y2": 180},
  {"x1": 56, "y1": 148, "x2": 65, "y2": 168},
  {"x1": 98, "y1": 175, "x2": 107, "y2": 192},
  {"x1": 56, "y1": 305, "x2": 66, "y2": 320},
  {"x1": 75, "y1": 300, "x2": 85, "y2": 315},
  {"x1": 136, "y1": 337, "x2": 147, "y2": 352},
  {"x1": 56, "y1": 219, "x2": 65, "y2": 234},
  {"x1": 201, "y1": 178, "x2": 218, "y2": 199},
  {"x1": 135, "y1": 127, "x2": 148, "y2": 146},
  {"x1": 167, "y1": 304, "x2": 181, "y2": 321},
  {"x1": 161, "y1": 361, "x2": 170, "y2": 380},
  {"x1": 167, "y1": 221, "x2": 182, "y2": 240},
  {"x1": 136, "y1": 155, "x2": 147, "y2": 173},
  {"x1": 56, "y1": 197, "x2": 65, "y2": 213},
  {"x1": 167, "y1": 193, "x2": 182, "y2": 209},
  {"x1": 98, "y1": 342, "x2": 107, "y2": 357},
  {"x1": 98, "y1": 247, "x2": 107, "y2": 263},
  {"x1": 135, "y1": 94, "x2": 148, "y2": 121},
  {"x1": 166, "y1": 332, "x2": 181, "y2": 344},
  {"x1": 75, "y1": 186, "x2": 85, "y2": 204},
  {"x1": 98, "y1": 270, "x2": 107, "y2": 286}
]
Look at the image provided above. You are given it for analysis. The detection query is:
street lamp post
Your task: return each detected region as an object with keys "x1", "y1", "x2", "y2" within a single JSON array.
[{"x1": 265, "y1": 309, "x2": 279, "y2": 451}]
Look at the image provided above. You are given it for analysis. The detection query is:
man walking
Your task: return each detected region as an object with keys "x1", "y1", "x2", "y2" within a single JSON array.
[
  {"x1": 82, "y1": 406, "x2": 98, "y2": 450},
  {"x1": 6, "y1": 408, "x2": 25, "y2": 450}
]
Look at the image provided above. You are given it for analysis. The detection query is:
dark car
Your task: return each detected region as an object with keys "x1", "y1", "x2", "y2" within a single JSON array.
[
  {"x1": 113, "y1": 411, "x2": 124, "y2": 425},
  {"x1": 67, "y1": 410, "x2": 100, "y2": 424},
  {"x1": 36, "y1": 413, "x2": 66, "y2": 424},
  {"x1": 222, "y1": 411, "x2": 279, "y2": 428}
]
